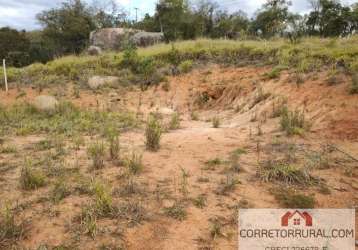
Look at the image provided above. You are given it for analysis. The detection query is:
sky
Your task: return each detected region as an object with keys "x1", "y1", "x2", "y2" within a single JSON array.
[{"x1": 0, "y1": 0, "x2": 356, "y2": 31}]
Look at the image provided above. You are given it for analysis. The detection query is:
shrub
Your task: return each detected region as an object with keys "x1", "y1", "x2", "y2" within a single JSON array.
[
  {"x1": 178, "y1": 60, "x2": 193, "y2": 73},
  {"x1": 92, "y1": 181, "x2": 113, "y2": 217},
  {"x1": 350, "y1": 74, "x2": 358, "y2": 94},
  {"x1": 87, "y1": 142, "x2": 105, "y2": 169},
  {"x1": 80, "y1": 205, "x2": 97, "y2": 239},
  {"x1": 125, "y1": 152, "x2": 143, "y2": 175},
  {"x1": 145, "y1": 116, "x2": 162, "y2": 151},
  {"x1": 19, "y1": 160, "x2": 46, "y2": 190}
]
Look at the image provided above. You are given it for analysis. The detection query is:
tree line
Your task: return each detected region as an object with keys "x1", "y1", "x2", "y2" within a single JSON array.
[{"x1": 1, "y1": 0, "x2": 358, "y2": 67}]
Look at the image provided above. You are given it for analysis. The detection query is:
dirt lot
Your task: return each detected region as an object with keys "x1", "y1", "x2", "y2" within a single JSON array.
[{"x1": 0, "y1": 65, "x2": 357, "y2": 249}]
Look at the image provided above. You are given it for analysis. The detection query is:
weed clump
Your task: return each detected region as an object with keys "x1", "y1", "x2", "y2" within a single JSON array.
[
  {"x1": 19, "y1": 160, "x2": 46, "y2": 190},
  {"x1": 145, "y1": 116, "x2": 162, "y2": 151},
  {"x1": 178, "y1": 60, "x2": 193, "y2": 73},
  {"x1": 0, "y1": 205, "x2": 26, "y2": 245},
  {"x1": 163, "y1": 202, "x2": 187, "y2": 221},
  {"x1": 280, "y1": 107, "x2": 308, "y2": 135},
  {"x1": 271, "y1": 187, "x2": 315, "y2": 208},
  {"x1": 104, "y1": 127, "x2": 120, "y2": 161},
  {"x1": 51, "y1": 179, "x2": 70, "y2": 203},
  {"x1": 192, "y1": 195, "x2": 207, "y2": 209},
  {"x1": 87, "y1": 142, "x2": 105, "y2": 169},
  {"x1": 125, "y1": 152, "x2": 143, "y2": 175},
  {"x1": 259, "y1": 160, "x2": 314, "y2": 185}
]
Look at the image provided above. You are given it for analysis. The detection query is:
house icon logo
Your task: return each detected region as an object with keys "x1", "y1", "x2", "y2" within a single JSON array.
[{"x1": 281, "y1": 210, "x2": 313, "y2": 227}]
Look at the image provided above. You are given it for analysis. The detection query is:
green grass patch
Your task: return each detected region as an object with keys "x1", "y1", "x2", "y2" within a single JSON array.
[{"x1": 0, "y1": 102, "x2": 137, "y2": 137}]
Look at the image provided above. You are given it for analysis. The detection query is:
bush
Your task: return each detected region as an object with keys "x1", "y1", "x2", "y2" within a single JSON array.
[
  {"x1": 20, "y1": 160, "x2": 46, "y2": 190},
  {"x1": 145, "y1": 116, "x2": 162, "y2": 151},
  {"x1": 87, "y1": 142, "x2": 105, "y2": 169},
  {"x1": 178, "y1": 60, "x2": 193, "y2": 73}
]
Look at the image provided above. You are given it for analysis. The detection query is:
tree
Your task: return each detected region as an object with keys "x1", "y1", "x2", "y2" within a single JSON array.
[
  {"x1": 90, "y1": 0, "x2": 129, "y2": 28},
  {"x1": 37, "y1": 0, "x2": 95, "y2": 55},
  {"x1": 155, "y1": 0, "x2": 190, "y2": 41},
  {"x1": 306, "y1": 0, "x2": 357, "y2": 37},
  {"x1": 0, "y1": 27, "x2": 31, "y2": 67},
  {"x1": 250, "y1": 0, "x2": 291, "y2": 38}
]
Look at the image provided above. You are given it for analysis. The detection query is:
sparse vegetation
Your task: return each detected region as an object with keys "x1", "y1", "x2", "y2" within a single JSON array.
[
  {"x1": 280, "y1": 107, "x2": 309, "y2": 135},
  {"x1": 212, "y1": 116, "x2": 221, "y2": 128},
  {"x1": 178, "y1": 60, "x2": 194, "y2": 73},
  {"x1": 192, "y1": 195, "x2": 207, "y2": 208},
  {"x1": 350, "y1": 74, "x2": 358, "y2": 94},
  {"x1": 105, "y1": 128, "x2": 120, "y2": 161},
  {"x1": 169, "y1": 112, "x2": 180, "y2": 130},
  {"x1": 125, "y1": 152, "x2": 143, "y2": 175},
  {"x1": 145, "y1": 116, "x2": 162, "y2": 151},
  {"x1": 19, "y1": 159, "x2": 46, "y2": 190},
  {"x1": 0, "y1": 204, "x2": 25, "y2": 245},
  {"x1": 216, "y1": 175, "x2": 240, "y2": 195},
  {"x1": 259, "y1": 160, "x2": 315, "y2": 185},
  {"x1": 271, "y1": 187, "x2": 315, "y2": 208},
  {"x1": 87, "y1": 141, "x2": 105, "y2": 169},
  {"x1": 51, "y1": 179, "x2": 70, "y2": 203},
  {"x1": 0, "y1": 102, "x2": 137, "y2": 137},
  {"x1": 163, "y1": 202, "x2": 187, "y2": 221}
]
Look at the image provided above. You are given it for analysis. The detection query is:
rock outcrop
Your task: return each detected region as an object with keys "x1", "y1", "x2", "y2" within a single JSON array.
[
  {"x1": 87, "y1": 76, "x2": 120, "y2": 89},
  {"x1": 90, "y1": 28, "x2": 164, "y2": 50}
]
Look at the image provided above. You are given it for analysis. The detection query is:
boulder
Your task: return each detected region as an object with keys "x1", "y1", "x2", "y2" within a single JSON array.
[
  {"x1": 87, "y1": 76, "x2": 120, "y2": 90},
  {"x1": 131, "y1": 32, "x2": 164, "y2": 47},
  {"x1": 89, "y1": 28, "x2": 164, "y2": 50},
  {"x1": 87, "y1": 46, "x2": 102, "y2": 56},
  {"x1": 90, "y1": 28, "x2": 138, "y2": 50},
  {"x1": 33, "y1": 95, "x2": 59, "y2": 113}
]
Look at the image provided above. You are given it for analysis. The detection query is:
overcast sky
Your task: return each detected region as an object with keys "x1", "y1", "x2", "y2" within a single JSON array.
[{"x1": 0, "y1": 0, "x2": 356, "y2": 30}]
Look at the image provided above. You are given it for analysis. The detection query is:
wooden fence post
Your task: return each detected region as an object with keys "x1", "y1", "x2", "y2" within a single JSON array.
[{"x1": 3, "y1": 59, "x2": 8, "y2": 93}]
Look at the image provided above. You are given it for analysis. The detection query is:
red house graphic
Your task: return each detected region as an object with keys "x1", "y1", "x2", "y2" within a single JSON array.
[{"x1": 281, "y1": 210, "x2": 312, "y2": 227}]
